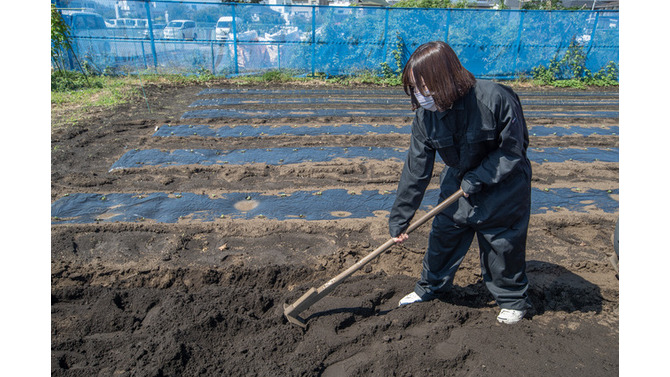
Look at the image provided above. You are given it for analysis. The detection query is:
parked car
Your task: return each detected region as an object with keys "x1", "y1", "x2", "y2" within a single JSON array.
[
  {"x1": 61, "y1": 10, "x2": 108, "y2": 33},
  {"x1": 143, "y1": 23, "x2": 165, "y2": 39},
  {"x1": 105, "y1": 18, "x2": 141, "y2": 28},
  {"x1": 163, "y1": 20, "x2": 197, "y2": 40},
  {"x1": 215, "y1": 16, "x2": 233, "y2": 41},
  {"x1": 59, "y1": 10, "x2": 110, "y2": 56}
]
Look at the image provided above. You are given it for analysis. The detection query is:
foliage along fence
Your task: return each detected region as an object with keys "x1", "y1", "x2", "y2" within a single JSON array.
[{"x1": 52, "y1": 0, "x2": 618, "y2": 79}]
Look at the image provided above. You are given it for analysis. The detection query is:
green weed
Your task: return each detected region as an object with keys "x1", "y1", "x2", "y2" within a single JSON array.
[
  {"x1": 529, "y1": 41, "x2": 619, "y2": 88},
  {"x1": 380, "y1": 33, "x2": 406, "y2": 86}
]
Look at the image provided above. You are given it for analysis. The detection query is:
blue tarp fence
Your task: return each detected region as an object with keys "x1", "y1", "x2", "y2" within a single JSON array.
[{"x1": 52, "y1": 0, "x2": 618, "y2": 79}]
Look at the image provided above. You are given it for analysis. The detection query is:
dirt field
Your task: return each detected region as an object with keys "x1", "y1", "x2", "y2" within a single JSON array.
[{"x1": 51, "y1": 81, "x2": 619, "y2": 376}]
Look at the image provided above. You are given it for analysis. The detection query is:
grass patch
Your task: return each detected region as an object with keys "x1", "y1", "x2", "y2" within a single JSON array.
[
  {"x1": 51, "y1": 72, "x2": 141, "y2": 132},
  {"x1": 50, "y1": 68, "x2": 229, "y2": 131}
]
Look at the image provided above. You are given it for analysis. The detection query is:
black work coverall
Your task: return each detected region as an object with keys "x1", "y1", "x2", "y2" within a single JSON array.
[{"x1": 389, "y1": 80, "x2": 532, "y2": 311}]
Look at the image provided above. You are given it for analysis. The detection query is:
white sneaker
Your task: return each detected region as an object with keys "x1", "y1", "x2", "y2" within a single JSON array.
[
  {"x1": 398, "y1": 292, "x2": 423, "y2": 306},
  {"x1": 497, "y1": 308, "x2": 526, "y2": 324}
]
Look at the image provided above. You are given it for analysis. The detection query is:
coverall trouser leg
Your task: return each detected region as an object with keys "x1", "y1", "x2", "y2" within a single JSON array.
[
  {"x1": 414, "y1": 205, "x2": 531, "y2": 311},
  {"x1": 414, "y1": 209, "x2": 475, "y2": 300},
  {"x1": 476, "y1": 211, "x2": 532, "y2": 311}
]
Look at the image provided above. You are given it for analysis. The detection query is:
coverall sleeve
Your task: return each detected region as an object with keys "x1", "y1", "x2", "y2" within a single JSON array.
[
  {"x1": 460, "y1": 91, "x2": 527, "y2": 195},
  {"x1": 389, "y1": 119, "x2": 436, "y2": 237}
]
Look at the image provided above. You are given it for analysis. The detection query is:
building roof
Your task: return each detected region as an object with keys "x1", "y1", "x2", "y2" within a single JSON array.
[
  {"x1": 546, "y1": 0, "x2": 619, "y2": 9},
  {"x1": 352, "y1": 0, "x2": 389, "y2": 7}
]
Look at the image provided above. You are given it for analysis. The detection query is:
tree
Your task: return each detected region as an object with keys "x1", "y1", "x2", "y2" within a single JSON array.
[
  {"x1": 520, "y1": 0, "x2": 582, "y2": 10},
  {"x1": 391, "y1": 0, "x2": 472, "y2": 8}
]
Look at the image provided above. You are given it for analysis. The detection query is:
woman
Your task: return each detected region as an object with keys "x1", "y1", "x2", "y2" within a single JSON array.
[{"x1": 390, "y1": 41, "x2": 532, "y2": 324}]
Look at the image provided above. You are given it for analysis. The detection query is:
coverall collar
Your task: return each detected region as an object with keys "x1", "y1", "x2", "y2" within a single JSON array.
[{"x1": 435, "y1": 98, "x2": 465, "y2": 120}]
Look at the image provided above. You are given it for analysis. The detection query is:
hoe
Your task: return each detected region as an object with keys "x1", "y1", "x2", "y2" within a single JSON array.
[{"x1": 283, "y1": 189, "x2": 465, "y2": 327}]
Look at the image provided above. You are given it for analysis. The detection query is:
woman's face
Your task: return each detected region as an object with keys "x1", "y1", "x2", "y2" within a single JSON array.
[
  {"x1": 409, "y1": 72, "x2": 430, "y2": 95},
  {"x1": 410, "y1": 74, "x2": 438, "y2": 112}
]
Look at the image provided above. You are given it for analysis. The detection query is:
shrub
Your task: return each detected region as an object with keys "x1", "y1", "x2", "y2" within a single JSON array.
[{"x1": 530, "y1": 41, "x2": 618, "y2": 87}]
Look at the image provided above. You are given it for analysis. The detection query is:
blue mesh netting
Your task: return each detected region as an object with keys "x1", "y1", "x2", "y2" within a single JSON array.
[{"x1": 52, "y1": 1, "x2": 618, "y2": 79}]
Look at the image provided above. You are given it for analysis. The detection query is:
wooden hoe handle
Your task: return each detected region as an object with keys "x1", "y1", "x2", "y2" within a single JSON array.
[{"x1": 283, "y1": 189, "x2": 465, "y2": 328}]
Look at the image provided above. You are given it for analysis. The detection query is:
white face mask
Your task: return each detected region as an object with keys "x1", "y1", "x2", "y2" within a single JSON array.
[{"x1": 414, "y1": 89, "x2": 438, "y2": 112}]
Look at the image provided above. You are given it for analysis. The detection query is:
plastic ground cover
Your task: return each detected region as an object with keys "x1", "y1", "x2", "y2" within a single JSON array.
[
  {"x1": 108, "y1": 146, "x2": 618, "y2": 171},
  {"x1": 109, "y1": 147, "x2": 406, "y2": 171},
  {"x1": 51, "y1": 188, "x2": 619, "y2": 224},
  {"x1": 189, "y1": 98, "x2": 411, "y2": 107},
  {"x1": 154, "y1": 124, "x2": 410, "y2": 137},
  {"x1": 153, "y1": 124, "x2": 618, "y2": 138},
  {"x1": 196, "y1": 89, "x2": 619, "y2": 97},
  {"x1": 180, "y1": 109, "x2": 619, "y2": 119},
  {"x1": 188, "y1": 97, "x2": 618, "y2": 108}
]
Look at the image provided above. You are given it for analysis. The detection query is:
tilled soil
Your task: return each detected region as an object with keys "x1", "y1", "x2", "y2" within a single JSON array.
[{"x1": 51, "y1": 81, "x2": 619, "y2": 376}]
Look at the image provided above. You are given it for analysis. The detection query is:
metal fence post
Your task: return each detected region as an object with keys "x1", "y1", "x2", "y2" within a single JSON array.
[
  {"x1": 311, "y1": 6, "x2": 316, "y2": 77},
  {"x1": 277, "y1": 43, "x2": 281, "y2": 70},
  {"x1": 586, "y1": 11, "x2": 601, "y2": 58},
  {"x1": 382, "y1": 8, "x2": 389, "y2": 68},
  {"x1": 211, "y1": 42, "x2": 215, "y2": 75},
  {"x1": 144, "y1": 0, "x2": 158, "y2": 70},
  {"x1": 512, "y1": 10, "x2": 525, "y2": 80},
  {"x1": 140, "y1": 39, "x2": 148, "y2": 69},
  {"x1": 444, "y1": 8, "x2": 451, "y2": 43},
  {"x1": 232, "y1": 3, "x2": 239, "y2": 74}
]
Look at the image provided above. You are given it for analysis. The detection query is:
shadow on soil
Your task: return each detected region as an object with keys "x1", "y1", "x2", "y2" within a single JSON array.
[{"x1": 300, "y1": 260, "x2": 602, "y2": 324}]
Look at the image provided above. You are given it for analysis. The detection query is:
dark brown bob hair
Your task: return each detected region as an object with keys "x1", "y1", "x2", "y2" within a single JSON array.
[{"x1": 402, "y1": 41, "x2": 476, "y2": 111}]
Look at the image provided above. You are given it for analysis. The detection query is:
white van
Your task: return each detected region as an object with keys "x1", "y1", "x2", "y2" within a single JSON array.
[
  {"x1": 215, "y1": 16, "x2": 234, "y2": 41},
  {"x1": 111, "y1": 18, "x2": 148, "y2": 38},
  {"x1": 164, "y1": 20, "x2": 197, "y2": 40}
]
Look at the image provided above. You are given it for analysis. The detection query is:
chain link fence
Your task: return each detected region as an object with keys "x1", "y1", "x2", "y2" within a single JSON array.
[{"x1": 52, "y1": 0, "x2": 618, "y2": 79}]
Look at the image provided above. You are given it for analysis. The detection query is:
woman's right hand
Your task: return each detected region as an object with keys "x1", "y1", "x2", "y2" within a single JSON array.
[{"x1": 392, "y1": 233, "x2": 409, "y2": 244}]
